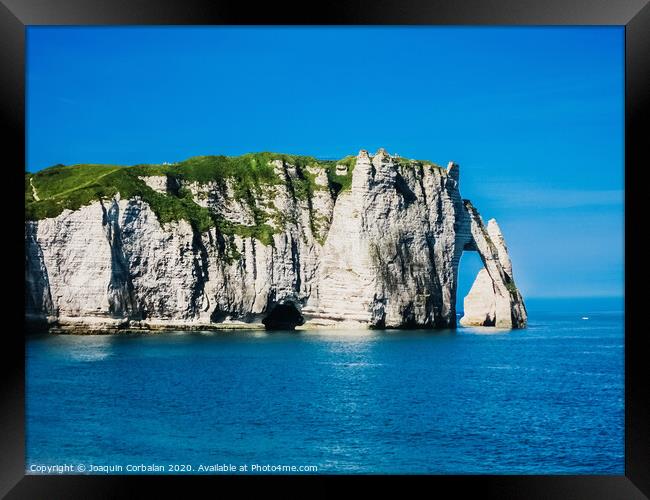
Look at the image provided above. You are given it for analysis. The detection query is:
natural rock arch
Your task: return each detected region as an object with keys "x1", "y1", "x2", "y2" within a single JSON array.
[{"x1": 458, "y1": 203, "x2": 527, "y2": 328}]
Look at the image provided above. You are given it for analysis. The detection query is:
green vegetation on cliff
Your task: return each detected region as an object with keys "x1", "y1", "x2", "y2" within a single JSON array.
[
  {"x1": 26, "y1": 164, "x2": 216, "y2": 233},
  {"x1": 25, "y1": 151, "x2": 439, "y2": 243},
  {"x1": 325, "y1": 156, "x2": 356, "y2": 195},
  {"x1": 394, "y1": 156, "x2": 443, "y2": 171}
]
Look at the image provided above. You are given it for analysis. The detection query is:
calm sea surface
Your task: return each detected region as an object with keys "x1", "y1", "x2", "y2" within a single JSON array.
[{"x1": 26, "y1": 298, "x2": 624, "y2": 474}]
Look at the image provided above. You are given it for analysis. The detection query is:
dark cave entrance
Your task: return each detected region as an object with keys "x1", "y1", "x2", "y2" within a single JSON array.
[
  {"x1": 262, "y1": 303, "x2": 305, "y2": 331},
  {"x1": 482, "y1": 315, "x2": 496, "y2": 327}
]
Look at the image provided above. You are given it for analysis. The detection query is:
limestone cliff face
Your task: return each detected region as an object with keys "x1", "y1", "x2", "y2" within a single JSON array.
[{"x1": 25, "y1": 149, "x2": 526, "y2": 332}]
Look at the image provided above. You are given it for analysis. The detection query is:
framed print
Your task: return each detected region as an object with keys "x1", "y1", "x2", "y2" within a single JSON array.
[{"x1": 1, "y1": 0, "x2": 648, "y2": 497}]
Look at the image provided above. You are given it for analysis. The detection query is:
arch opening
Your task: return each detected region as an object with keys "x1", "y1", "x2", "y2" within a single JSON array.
[
  {"x1": 457, "y1": 251, "x2": 485, "y2": 321},
  {"x1": 458, "y1": 251, "x2": 498, "y2": 327}
]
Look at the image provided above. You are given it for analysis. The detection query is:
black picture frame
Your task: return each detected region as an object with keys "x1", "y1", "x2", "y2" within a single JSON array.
[{"x1": 2, "y1": 0, "x2": 648, "y2": 497}]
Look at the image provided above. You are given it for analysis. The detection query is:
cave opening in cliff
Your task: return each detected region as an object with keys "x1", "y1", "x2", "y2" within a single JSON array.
[{"x1": 262, "y1": 303, "x2": 305, "y2": 331}]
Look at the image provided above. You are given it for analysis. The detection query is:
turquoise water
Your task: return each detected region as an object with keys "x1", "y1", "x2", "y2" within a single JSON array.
[{"x1": 25, "y1": 298, "x2": 624, "y2": 474}]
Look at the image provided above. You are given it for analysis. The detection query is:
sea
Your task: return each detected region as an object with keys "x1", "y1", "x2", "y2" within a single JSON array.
[{"x1": 25, "y1": 297, "x2": 624, "y2": 475}]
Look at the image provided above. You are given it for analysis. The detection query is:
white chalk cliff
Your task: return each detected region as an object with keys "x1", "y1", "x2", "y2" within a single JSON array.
[
  {"x1": 459, "y1": 216, "x2": 527, "y2": 328},
  {"x1": 25, "y1": 149, "x2": 526, "y2": 332}
]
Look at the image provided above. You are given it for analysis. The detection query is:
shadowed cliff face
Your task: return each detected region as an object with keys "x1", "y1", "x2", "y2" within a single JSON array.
[
  {"x1": 24, "y1": 149, "x2": 526, "y2": 332},
  {"x1": 25, "y1": 223, "x2": 53, "y2": 323}
]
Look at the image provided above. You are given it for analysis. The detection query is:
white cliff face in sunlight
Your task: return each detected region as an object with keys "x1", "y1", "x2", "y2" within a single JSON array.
[{"x1": 25, "y1": 149, "x2": 526, "y2": 332}]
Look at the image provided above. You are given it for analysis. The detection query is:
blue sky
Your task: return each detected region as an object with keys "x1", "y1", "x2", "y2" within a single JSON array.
[{"x1": 26, "y1": 26, "x2": 624, "y2": 300}]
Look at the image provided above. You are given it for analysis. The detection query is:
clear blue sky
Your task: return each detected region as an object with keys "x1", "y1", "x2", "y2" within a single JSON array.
[{"x1": 26, "y1": 26, "x2": 624, "y2": 300}]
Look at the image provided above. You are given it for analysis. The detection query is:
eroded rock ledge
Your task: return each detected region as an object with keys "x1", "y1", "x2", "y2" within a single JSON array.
[{"x1": 25, "y1": 149, "x2": 526, "y2": 332}]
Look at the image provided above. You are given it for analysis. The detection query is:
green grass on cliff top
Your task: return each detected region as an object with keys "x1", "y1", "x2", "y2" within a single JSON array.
[
  {"x1": 25, "y1": 152, "x2": 443, "y2": 240},
  {"x1": 26, "y1": 164, "x2": 215, "y2": 232}
]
